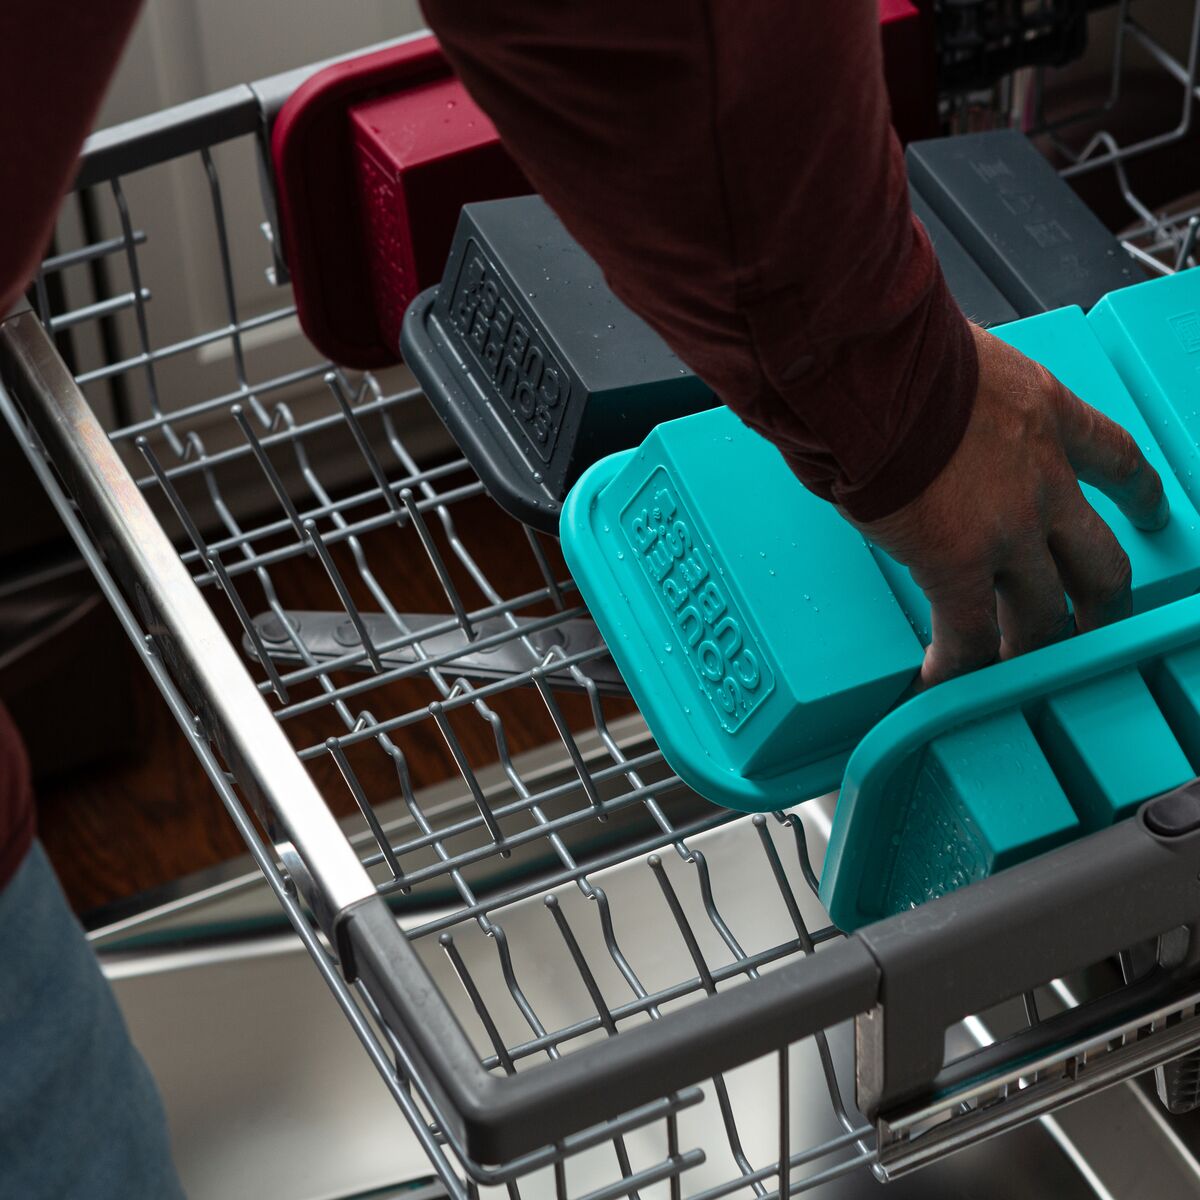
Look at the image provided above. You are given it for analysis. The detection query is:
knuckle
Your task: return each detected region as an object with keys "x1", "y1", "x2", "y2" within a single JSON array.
[
  {"x1": 1008, "y1": 608, "x2": 1073, "y2": 657},
  {"x1": 1108, "y1": 433, "x2": 1145, "y2": 487},
  {"x1": 945, "y1": 616, "x2": 1000, "y2": 671},
  {"x1": 1093, "y1": 549, "x2": 1133, "y2": 603}
]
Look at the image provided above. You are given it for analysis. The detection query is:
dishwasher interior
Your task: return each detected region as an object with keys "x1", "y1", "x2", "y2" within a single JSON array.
[
  {"x1": 103, "y1": 796, "x2": 1200, "y2": 1200},
  {"x1": 10, "y1": 5, "x2": 1200, "y2": 1199}
]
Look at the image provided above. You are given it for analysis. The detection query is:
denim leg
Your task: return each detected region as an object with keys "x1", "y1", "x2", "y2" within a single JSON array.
[{"x1": 0, "y1": 841, "x2": 185, "y2": 1200}]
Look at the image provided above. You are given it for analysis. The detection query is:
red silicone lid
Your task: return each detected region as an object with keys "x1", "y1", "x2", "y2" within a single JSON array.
[
  {"x1": 350, "y1": 75, "x2": 531, "y2": 356},
  {"x1": 272, "y1": 37, "x2": 468, "y2": 368},
  {"x1": 879, "y1": 0, "x2": 937, "y2": 144}
]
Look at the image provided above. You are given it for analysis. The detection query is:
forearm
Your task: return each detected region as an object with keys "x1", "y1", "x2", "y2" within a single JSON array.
[
  {"x1": 0, "y1": 0, "x2": 143, "y2": 316},
  {"x1": 0, "y1": 1, "x2": 143, "y2": 889},
  {"x1": 420, "y1": 0, "x2": 977, "y2": 521}
]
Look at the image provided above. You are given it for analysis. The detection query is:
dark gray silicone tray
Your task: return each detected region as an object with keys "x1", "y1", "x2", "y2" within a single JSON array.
[{"x1": 400, "y1": 195, "x2": 715, "y2": 533}]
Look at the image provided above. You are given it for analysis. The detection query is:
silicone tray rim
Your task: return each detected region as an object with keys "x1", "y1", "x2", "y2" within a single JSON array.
[
  {"x1": 819, "y1": 590, "x2": 1200, "y2": 930},
  {"x1": 401, "y1": 286, "x2": 563, "y2": 533},
  {"x1": 559, "y1": 450, "x2": 852, "y2": 813}
]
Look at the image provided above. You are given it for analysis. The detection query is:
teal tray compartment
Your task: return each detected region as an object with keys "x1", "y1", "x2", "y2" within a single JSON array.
[
  {"x1": 563, "y1": 298, "x2": 1200, "y2": 913},
  {"x1": 1034, "y1": 668, "x2": 1192, "y2": 830},
  {"x1": 1089, "y1": 268, "x2": 1200, "y2": 512},
  {"x1": 882, "y1": 708, "x2": 1081, "y2": 914},
  {"x1": 875, "y1": 305, "x2": 1200, "y2": 642},
  {"x1": 559, "y1": 406, "x2": 925, "y2": 812},
  {"x1": 820, "y1": 595, "x2": 1200, "y2": 932},
  {"x1": 1146, "y1": 643, "x2": 1200, "y2": 766}
]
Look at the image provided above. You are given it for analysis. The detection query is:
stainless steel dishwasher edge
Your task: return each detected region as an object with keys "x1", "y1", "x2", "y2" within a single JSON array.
[{"x1": 101, "y1": 796, "x2": 1200, "y2": 1200}]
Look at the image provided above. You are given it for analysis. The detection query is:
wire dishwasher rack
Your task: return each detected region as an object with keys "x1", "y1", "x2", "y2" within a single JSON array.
[{"x1": 10, "y1": 28, "x2": 1200, "y2": 1200}]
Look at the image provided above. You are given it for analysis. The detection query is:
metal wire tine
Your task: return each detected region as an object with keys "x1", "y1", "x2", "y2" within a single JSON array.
[
  {"x1": 778, "y1": 1048, "x2": 791, "y2": 1200},
  {"x1": 135, "y1": 434, "x2": 212, "y2": 563},
  {"x1": 47, "y1": 287, "x2": 153, "y2": 335},
  {"x1": 712, "y1": 1077, "x2": 768, "y2": 1199},
  {"x1": 554, "y1": 1154, "x2": 568, "y2": 1200},
  {"x1": 230, "y1": 403, "x2": 311, "y2": 546},
  {"x1": 752, "y1": 822, "x2": 867, "y2": 1141},
  {"x1": 778, "y1": 812, "x2": 823, "y2": 901},
  {"x1": 87, "y1": 304, "x2": 299, "y2": 396},
  {"x1": 566, "y1": 667, "x2": 678, "y2": 839},
  {"x1": 1023, "y1": 990, "x2": 1042, "y2": 1026},
  {"x1": 481, "y1": 918, "x2": 556, "y2": 1056},
  {"x1": 587, "y1": 886, "x2": 649, "y2": 998},
  {"x1": 465, "y1": 690, "x2": 584, "y2": 881},
  {"x1": 325, "y1": 736, "x2": 405, "y2": 886},
  {"x1": 680, "y1": 848, "x2": 754, "y2": 974},
  {"x1": 608, "y1": 1137, "x2": 644, "y2": 1200},
  {"x1": 528, "y1": 900, "x2": 649, "y2": 1200},
  {"x1": 362, "y1": 711, "x2": 487, "y2": 915},
  {"x1": 1177, "y1": 215, "x2": 1200, "y2": 271},
  {"x1": 325, "y1": 370, "x2": 405, "y2": 518},
  {"x1": 109, "y1": 176, "x2": 179, "y2": 457},
  {"x1": 667, "y1": 1112, "x2": 682, "y2": 1200},
  {"x1": 545, "y1": 895, "x2": 619, "y2": 1036},
  {"x1": 1124, "y1": 237, "x2": 1174, "y2": 277},
  {"x1": 31, "y1": 269, "x2": 53, "y2": 334},
  {"x1": 692, "y1": 1136, "x2": 875, "y2": 1200},
  {"x1": 752, "y1": 815, "x2": 815, "y2": 954},
  {"x1": 647, "y1": 854, "x2": 716, "y2": 995},
  {"x1": 304, "y1": 519, "x2": 384, "y2": 671},
  {"x1": 580, "y1": 885, "x2": 760, "y2": 1200},
  {"x1": 371, "y1": 784, "x2": 724, "y2": 920},
  {"x1": 199, "y1": 148, "x2": 251, "y2": 392},
  {"x1": 739, "y1": 824, "x2": 863, "y2": 1147},
  {"x1": 41, "y1": 229, "x2": 147, "y2": 274},
  {"x1": 399, "y1": 487, "x2": 476, "y2": 638},
  {"x1": 429, "y1": 699, "x2": 511, "y2": 858},
  {"x1": 439, "y1": 932, "x2": 516, "y2": 1074},
  {"x1": 523, "y1": 524, "x2": 566, "y2": 611},
  {"x1": 531, "y1": 665, "x2": 605, "y2": 818},
  {"x1": 209, "y1": 552, "x2": 290, "y2": 703}
]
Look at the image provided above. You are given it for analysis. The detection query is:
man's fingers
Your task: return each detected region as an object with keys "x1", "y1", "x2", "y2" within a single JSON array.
[
  {"x1": 994, "y1": 545, "x2": 1073, "y2": 659},
  {"x1": 1048, "y1": 487, "x2": 1134, "y2": 632},
  {"x1": 921, "y1": 579, "x2": 1000, "y2": 688},
  {"x1": 1054, "y1": 381, "x2": 1169, "y2": 531}
]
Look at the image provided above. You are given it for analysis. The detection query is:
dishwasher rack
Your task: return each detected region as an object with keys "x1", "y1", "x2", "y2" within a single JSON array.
[{"x1": 8, "y1": 33, "x2": 1200, "y2": 1200}]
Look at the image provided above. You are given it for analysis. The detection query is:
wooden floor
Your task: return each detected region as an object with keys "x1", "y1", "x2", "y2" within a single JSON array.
[{"x1": 34, "y1": 489, "x2": 634, "y2": 915}]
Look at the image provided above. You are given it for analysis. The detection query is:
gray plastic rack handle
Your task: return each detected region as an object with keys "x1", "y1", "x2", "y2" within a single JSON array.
[{"x1": 345, "y1": 781, "x2": 1200, "y2": 1163}]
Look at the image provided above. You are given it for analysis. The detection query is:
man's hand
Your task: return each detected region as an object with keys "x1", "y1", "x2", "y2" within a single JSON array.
[{"x1": 855, "y1": 324, "x2": 1170, "y2": 688}]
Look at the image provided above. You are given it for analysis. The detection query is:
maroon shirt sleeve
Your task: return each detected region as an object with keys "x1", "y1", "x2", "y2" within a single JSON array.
[
  {"x1": 0, "y1": 0, "x2": 143, "y2": 890},
  {"x1": 419, "y1": 1, "x2": 977, "y2": 523},
  {"x1": 0, "y1": 704, "x2": 33, "y2": 894}
]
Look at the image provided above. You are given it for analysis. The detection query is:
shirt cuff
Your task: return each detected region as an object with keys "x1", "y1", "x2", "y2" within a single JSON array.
[{"x1": 802, "y1": 266, "x2": 978, "y2": 524}]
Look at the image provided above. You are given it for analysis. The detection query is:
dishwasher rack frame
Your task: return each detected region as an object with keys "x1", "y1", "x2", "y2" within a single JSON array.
[{"x1": 8, "y1": 29, "x2": 1200, "y2": 1198}]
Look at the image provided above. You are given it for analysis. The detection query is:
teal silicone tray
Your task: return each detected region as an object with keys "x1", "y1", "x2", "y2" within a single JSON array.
[
  {"x1": 561, "y1": 280, "x2": 1200, "y2": 927},
  {"x1": 820, "y1": 597, "x2": 1200, "y2": 930},
  {"x1": 876, "y1": 305, "x2": 1200, "y2": 641},
  {"x1": 560, "y1": 405, "x2": 925, "y2": 810},
  {"x1": 1090, "y1": 267, "x2": 1200, "y2": 512}
]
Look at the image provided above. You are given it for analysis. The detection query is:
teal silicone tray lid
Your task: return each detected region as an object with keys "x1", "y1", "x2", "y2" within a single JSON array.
[
  {"x1": 561, "y1": 300, "x2": 1200, "y2": 827},
  {"x1": 820, "y1": 595, "x2": 1200, "y2": 931},
  {"x1": 560, "y1": 405, "x2": 925, "y2": 812},
  {"x1": 878, "y1": 303, "x2": 1200, "y2": 639},
  {"x1": 1090, "y1": 265, "x2": 1200, "y2": 513}
]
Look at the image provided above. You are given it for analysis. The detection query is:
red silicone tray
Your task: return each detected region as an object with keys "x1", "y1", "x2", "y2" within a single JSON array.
[{"x1": 272, "y1": 36, "x2": 527, "y2": 368}]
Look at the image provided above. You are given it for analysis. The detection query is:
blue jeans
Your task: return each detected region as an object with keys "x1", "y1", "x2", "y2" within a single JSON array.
[{"x1": 0, "y1": 842, "x2": 184, "y2": 1199}]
